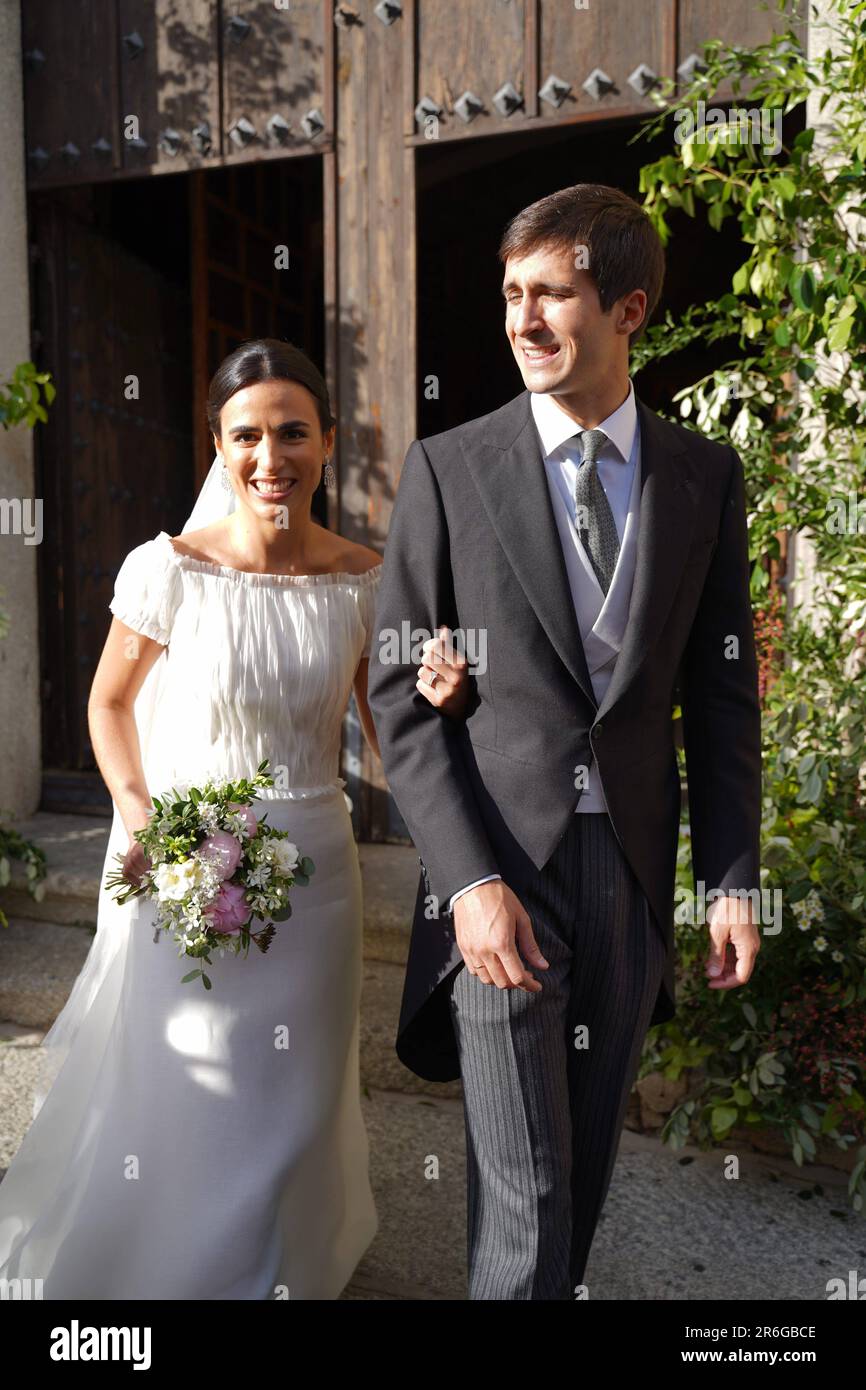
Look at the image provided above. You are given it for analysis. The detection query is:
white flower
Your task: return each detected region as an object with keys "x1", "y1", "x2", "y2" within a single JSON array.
[
  {"x1": 791, "y1": 888, "x2": 825, "y2": 931},
  {"x1": 153, "y1": 858, "x2": 204, "y2": 902},
  {"x1": 162, "y1": 779, "x2": 192, "y2": 802},
  {"x1": 813, "y1": 935, "x2": 828, "y2": 953},
  {"x1": 797, "y1": 888, "x2": 826, "y2": 923},
  {"x1": 272, "y1": 839, "x2": 300, "y2": 874},
  {"x1": 224, "y1": 810, "x2": 253, "y2": 841},
  {"x1": 831, "y1": 949, "x2": 844, "y2": 963}
]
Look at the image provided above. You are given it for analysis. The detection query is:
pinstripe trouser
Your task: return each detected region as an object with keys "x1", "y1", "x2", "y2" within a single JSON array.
[{"x1": 449, "y1": 810, "x2": 667, "y2": 1300}]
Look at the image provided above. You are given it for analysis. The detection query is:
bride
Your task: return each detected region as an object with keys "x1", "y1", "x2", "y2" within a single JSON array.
[{"x1": 0, "y1": 338, "x2": 469, "y2": 1300}]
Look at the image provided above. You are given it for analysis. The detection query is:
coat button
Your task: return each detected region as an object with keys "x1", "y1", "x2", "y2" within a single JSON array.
[{"x1": 593, "y1": 722, "x2": 604, "y2": 737}]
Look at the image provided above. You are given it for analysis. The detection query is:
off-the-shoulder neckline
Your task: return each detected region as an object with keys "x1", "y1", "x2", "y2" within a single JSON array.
[{"x1": 155, "y1": 531, "x2": 383, "y2": 588}]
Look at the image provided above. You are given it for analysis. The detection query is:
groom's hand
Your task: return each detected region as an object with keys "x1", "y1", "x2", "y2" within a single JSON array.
[
  {"x1": 453, "y1": 880, "x2": 549, "y2": 991},
  {"x1": 705, "y1": 895, "x2": 761, "y2": 990}
]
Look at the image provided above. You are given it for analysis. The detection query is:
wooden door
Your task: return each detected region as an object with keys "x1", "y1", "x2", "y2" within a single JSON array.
[
  {"x1": 32, "y1": 194, "x2": 193, "y2": 811},
  {"x1": 190, "y1": 158, "x2": 326, "y2": 510}
]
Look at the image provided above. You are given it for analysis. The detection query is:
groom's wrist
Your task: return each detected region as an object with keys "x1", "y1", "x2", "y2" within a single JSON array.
[{"x1": 448, "y1": 874, "x2": 502, "y2": 914}]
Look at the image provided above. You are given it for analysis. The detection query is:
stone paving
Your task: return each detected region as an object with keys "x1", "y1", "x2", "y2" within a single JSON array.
[{"x1": 1, "y1": 812, "x2": 862, "y2": 1300}]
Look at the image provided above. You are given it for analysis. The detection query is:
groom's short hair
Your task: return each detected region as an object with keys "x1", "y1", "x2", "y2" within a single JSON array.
[{"x1": 498, "y1": 184, "x2": 665, "y2": 342}]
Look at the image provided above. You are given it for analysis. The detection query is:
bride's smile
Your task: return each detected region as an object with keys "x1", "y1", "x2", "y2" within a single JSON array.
[{"x1": 249, "y1": 477, "x2": 298, "y2": 500}]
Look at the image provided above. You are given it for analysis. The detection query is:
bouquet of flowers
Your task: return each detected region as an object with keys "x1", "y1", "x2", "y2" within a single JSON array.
[{"x1": 104, "y1": 759, "x2": 315, "y2": 989}]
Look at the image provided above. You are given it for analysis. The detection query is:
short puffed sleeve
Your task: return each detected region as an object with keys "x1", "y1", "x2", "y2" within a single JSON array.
[
  {"x1": 108, "y1": 535, "x2": 183, "y2": 646},
  {"x1": 358, "y1": 564, "x2": 383, "y2": 660}
]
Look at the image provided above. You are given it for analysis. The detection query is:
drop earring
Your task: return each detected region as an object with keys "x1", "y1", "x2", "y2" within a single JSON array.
[
  {"x1": 220, "y1": 462, "x2": 233, "y2": 493},
  {"x1": 323, "y1": 455, "x2": 336, "y2": 489}
]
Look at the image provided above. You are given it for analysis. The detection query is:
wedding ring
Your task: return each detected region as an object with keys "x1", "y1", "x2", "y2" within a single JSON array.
[{"x1": 426, "y1": 669, "x2": 438, "y2": 688}]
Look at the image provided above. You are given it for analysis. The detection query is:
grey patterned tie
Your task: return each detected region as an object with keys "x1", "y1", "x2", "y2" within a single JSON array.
[{"x1": 572, "y1": 428, "x2": 620, "y2": 596}]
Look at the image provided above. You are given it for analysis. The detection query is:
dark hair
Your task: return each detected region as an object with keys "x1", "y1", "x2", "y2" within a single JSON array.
[
  {"x1": 206, "y1": 338, "x2": 336, "y2": 439},
  {"x1": 498, "y1": 184, "x2": 665, "y2": 342}
]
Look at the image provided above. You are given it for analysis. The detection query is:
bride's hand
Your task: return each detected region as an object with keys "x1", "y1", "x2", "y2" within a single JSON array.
[
  {"x1": 122, "y1": 839, "x2": 153, "y2": 889},
  {"x1": 416, "y1": 626, "x2": 473, "y2": 719}
]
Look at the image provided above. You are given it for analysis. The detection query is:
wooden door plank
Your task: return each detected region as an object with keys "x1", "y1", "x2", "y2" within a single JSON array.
[
  {"x1": 117, "y1": 0, "x2": 221, "y2": 175},
  {"x1": 220, "y1": 0, "x2": 328, "y2": 165},
  {"x1": 21, "y1": 0, "x2": 118, "y2": 188}
]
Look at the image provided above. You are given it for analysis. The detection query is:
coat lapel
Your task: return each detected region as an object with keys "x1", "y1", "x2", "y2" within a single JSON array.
[
  {"x1": 460, "y1": 390, "x2": 701, "y2": 720},
  {"x1": 595, "y1": 399, "x2": 698, "y2": 719},
  {"x1": 460, "y1": 391, "x2": 597, "y2": 709}
]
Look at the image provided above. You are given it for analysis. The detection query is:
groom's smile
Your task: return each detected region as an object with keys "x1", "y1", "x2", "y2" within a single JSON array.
[{"x1": 522, "y1": 345, "x2": 561, "y2": 364}]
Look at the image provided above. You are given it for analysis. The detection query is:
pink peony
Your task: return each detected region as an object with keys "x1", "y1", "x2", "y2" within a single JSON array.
[
  {"x1": 205, "y1": 880, "x2": 249, "y2": 934},
  {"x1": 198, "y1": 830, "x2": 242, "y2": 880}
]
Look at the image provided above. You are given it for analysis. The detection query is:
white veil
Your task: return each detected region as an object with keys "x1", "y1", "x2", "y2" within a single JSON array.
[
  {"x1": 31, "y1": 456, "x2": 235, "y2": 1114},
  {"x1": 133, "y1": 456, "x2": 236, "y2": 778}
]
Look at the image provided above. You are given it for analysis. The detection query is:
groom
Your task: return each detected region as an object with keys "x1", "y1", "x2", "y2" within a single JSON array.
[{"x1": 367, "y1": 183, "x2": 762, "y2": 1299}]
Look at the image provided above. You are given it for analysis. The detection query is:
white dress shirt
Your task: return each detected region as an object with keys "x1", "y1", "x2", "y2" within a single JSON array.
[{"x1": 448, "y1": 380, "x2": 642, "y2": 913}]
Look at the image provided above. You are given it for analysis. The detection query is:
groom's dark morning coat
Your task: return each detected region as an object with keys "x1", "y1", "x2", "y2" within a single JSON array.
[{"x1": 367, "y1": 388, "x2": 762, "y2": 1081}]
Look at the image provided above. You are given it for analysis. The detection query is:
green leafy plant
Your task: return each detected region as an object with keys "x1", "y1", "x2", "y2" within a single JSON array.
[
  {"x1": 0, "y1": 821, "x2": 48, "y2": 929},
  {"x1": 0, "y1": 361, "x2": 55, "y2": 431},
  {"x1": 632, "y1": 0, "x2": 866, "y2": 1211},
  {"x1": 0, "y1": 362, "x2": 55, "y2": 921}
]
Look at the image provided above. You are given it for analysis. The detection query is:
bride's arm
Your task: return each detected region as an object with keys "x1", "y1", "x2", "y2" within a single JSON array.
[
  {"x1": 354, "y1": 630, "x2": 472, "y2": 760},
  {"x1": 88, "y1": 617, "x2": 166, "y2": 839},
  {"x1": 353, "y1": 658, "x2": 382, "y2": 761}
]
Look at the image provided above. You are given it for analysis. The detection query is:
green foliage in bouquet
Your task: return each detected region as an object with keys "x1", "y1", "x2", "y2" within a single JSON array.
[{"x1": 105, "y1": 760, "x2": 315, "y2": 990}]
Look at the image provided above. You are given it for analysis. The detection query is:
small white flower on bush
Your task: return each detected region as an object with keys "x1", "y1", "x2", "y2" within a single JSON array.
[{"x1": 791, "y1": 888, "x2": 825, "y2": 930}]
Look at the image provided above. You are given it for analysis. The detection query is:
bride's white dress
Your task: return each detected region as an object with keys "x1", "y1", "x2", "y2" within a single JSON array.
[{"x1": 0, "y1": 531, "x2": 381, "y2": 1299}]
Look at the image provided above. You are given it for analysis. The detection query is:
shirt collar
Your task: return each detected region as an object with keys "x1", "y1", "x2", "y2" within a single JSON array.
[{"x1": 529, "y1": 377, "x2": 638, "y2": 464}]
